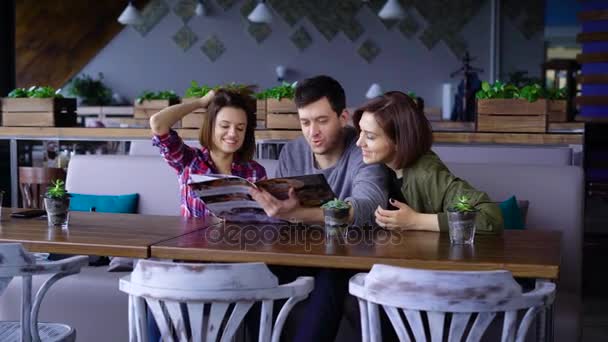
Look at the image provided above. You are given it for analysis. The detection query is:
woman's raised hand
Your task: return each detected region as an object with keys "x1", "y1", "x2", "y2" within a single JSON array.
[{"x1": 199, "y1": 90, "x2": 216, "y2": 108}]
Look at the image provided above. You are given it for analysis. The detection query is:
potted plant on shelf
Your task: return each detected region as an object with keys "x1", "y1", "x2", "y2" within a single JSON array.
[
  {"x1": 180, "y1": 82, "x2": 257, "y2": 128},
  {"x1": 447, "y1": 195, "x2": 478, "y2": 244},
  {"x1": 67, "y1": 73, "x2": 113, "y2": 106},
  {"x1": 546, "y1": 87, "x2": 568, "y2": 122},
  {"x1": 133, "y1": 90, "x2": 180, "y2": 120},
  {"x1": 1, "y1": 86, "x2": 76, "y2": 127},
  {"x1": 475, "y1": 81, "x2": 549, "y2": 133},
  {"x1": 44, "y1": 179, "x2": 71, "y2": 228},
  {"x1": 321, "y1": 198, "x2": 351, "y2": 238},
  {"x1": 257, "y1": 82, "x2": 298, "y2": 129}
]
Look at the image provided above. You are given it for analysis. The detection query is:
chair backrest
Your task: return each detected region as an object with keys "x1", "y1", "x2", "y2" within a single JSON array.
[
  {"x1": 120, "y1": 260, "x2": 314, "y2": 342},
  {"x1": 18, "y1": 167, "x2": 66, "y2": 209},
  {"x1": 349, "y1": 264, "x2": 556, "y2": 342},
  {"x1": 0, "y1": 243, "x2": 35, "y2": 296},
  {"x1": 129, "y1": 140, "x2": 202, "y2": 156},
  {"x1": 0, "y1": 243, "x2": 88, "y2": 341}
]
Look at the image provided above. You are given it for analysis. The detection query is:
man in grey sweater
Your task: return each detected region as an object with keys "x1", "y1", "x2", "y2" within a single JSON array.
[
  {"x1": 250, "y1": 76, "x2": 389, "y2": 227},
  {"x1": 250, "y1": 75, "x2": 389, "y2": 342}
]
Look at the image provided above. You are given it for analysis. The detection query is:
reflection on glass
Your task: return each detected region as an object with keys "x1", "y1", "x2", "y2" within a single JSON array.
[{"x1": 545, "y1": 70, "x2": 555, "y2": 88}]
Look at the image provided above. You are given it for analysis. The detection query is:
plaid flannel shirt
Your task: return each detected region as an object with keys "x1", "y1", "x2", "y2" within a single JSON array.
[{"x1": 152, "y1": 129, "x2": 267, "y2": 217}]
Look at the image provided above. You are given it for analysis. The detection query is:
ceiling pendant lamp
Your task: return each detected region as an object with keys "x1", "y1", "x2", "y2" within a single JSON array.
[
  {"x1": 366, "y1": 83, "x2": 383, "y2": 99},
  {"x1": 195, "y1": 0, "x2": 206, "y2": 16},
  {"x1": 118, "y1": 1, "x2": 143, "y2": 25},
  {"x1": 378, "y1": 0, "x2": 405, "y2": 20},
  {"x1": 248, "y1": 0, "x2": 273, "y2": 24}
]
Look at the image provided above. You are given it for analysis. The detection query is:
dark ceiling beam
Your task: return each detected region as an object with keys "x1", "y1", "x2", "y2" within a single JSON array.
[{"x1": 0, "y1": 0, "x2": 16, "y2": 96}]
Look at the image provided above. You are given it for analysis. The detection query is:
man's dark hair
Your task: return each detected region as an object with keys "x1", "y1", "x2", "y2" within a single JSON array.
[{"x1": 294, "y1": 75, "x2": 346, "y2": 116}]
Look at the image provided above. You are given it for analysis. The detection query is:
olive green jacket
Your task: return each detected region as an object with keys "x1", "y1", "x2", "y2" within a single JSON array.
[{"x1": 399, "y1": 152, "x2": 503, "y2": 234}]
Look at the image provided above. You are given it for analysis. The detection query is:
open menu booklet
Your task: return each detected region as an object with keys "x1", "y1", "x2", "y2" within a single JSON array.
[{"x1": 188, "y1": 173, "x2": 336, "y2": 223}]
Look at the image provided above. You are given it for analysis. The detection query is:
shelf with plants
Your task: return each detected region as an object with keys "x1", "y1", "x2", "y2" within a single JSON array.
[
  {"x1": 475, "y1": 82, "x2": 568, "y2": 133},
  {"x1": 256, "y1": 82, "x2": 298, "y2": 129},
  {"x1": 180, "y1": 82, "x2": 257, "y2": 129},
  {"x1": 133, "y1": 90, "x2": 180, "y2": 120},
  {"x1": 1, "y1": 86, "x2": 77, "y2": 127}
]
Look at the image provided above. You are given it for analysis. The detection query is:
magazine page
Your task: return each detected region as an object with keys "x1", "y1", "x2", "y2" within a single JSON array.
[
  {"x1": 189, "y1": 174, "x2": 281, "y2": 223},
  {"x1": 255, "y1": 174, "x2": 336, "y2": 207}
]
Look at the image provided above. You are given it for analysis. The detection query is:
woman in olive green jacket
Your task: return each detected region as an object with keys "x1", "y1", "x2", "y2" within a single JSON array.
[{"x1": 353, "y1": 91, "x2": 503, "y2": 234}]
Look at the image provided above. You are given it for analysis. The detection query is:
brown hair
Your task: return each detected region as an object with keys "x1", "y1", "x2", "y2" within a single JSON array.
[
  {"x1": 353, "y1": 91, "x2": 433, "y2": 169},
  {"x1": 199, "y1": 89, "x2": 257, "y2": 161},
  {"x1": 294, "y1": 75, "x2": 346, "y2": 116}
]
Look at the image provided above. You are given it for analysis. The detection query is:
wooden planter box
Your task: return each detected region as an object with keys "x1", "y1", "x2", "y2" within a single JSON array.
[
  {"x1": 133, "y1": 99, "x2": 179, "y2": 119},
  {"x1": 476, "y1": 99, "x2": 548, "y2": 133},
  {"x1": 179, "y1": 98, "x2": 207, "y2": 128},
  {"x1": 256, "y1": 99, "x2": 267, "y2": 125},
  {"x1": 266, "y1": 98, "x2": 297, "y2": 114},
  {"x1": 266, "y1": 113, "x2": 301, "y2": 129},
  {"x1": 1, "y1": 98, "x2": 77, "y2": 127},
  {"x1": 548, "y1": 100, "x2": 567, "y2": 122}
]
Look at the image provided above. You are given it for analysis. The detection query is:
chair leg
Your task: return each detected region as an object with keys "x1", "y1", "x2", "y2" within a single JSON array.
[{"x1": 21, "y1": 276, "x2": 33, "y2": 342}]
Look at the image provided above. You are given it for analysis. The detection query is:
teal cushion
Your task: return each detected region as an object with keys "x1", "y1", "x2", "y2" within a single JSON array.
[
  {"x1": 69, "y1": 193, "x2": 139, "y2": 213},
  {"x1": 499, "y1": 195, "x2": 525, "y2": 230}
]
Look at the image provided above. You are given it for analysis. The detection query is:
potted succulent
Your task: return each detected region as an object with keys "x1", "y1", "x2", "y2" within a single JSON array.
[
  {"x1": 447, "y1": 195, "x2": 478, "y2": 244},
  {"x1": 321, "y1": 198, "x2": 351, "y2": 238},
  {"x1": 44, "y1": 179, "x2": 71, "y2": 228}
]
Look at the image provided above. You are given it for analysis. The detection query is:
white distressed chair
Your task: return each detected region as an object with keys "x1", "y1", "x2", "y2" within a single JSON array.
[
  {"x1": 349, "y1": 265, "x2": 556, "y2": 342},
  {"x1": 119, "y1": 260, "x2": 314, "y2": 342},
  {"x1": 0, "y1": 243, "x2": 88, "y2": 342}
]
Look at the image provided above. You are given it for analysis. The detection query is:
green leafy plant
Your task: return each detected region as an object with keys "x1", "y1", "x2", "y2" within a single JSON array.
[
  {"x1": 475, "y1": 81, "x2": 519, "y2": 100},
  {"x1": 545, "y1": 87, "x2": 567, "y2": 100},
  {"x1": 184, "y1": 81, "x2": 215, "y2": 98},
  {"x1": 321, "y1": 198, "x2": 351, "y2": 210},
  {"x1": 476, "y1": 81, "x2": 569, "y2": 103},
  {"x1": 407, "y1": 91, "x2": 417, "y2": 98},
  {"x1": 450, "y1": 195, "x2": 478, "y2": 213},
  {"x1": 45, "y1": 180, "x2": 69, "y2": 200},
  {"x1": 67, "y1": 73, "x2": 112, "y2": 105},
  {"x1": 7, "y1": 88, "x2": 28, "y2": 98},
  {"x1": 256, "y1": 82, "x2": 296, "y2": 100},
  {"x1": 184, "y1": 81, "x2": 257, "y2": 98},
  {"x1": 8, "y1": 86, "x2": 64, "y2": 99},
  {"x1": 517, "y1": 83, "x2": 543, "y2": 102},
  {"x1": 136, "y1": 90, "x2": 179, "y2": 104}
]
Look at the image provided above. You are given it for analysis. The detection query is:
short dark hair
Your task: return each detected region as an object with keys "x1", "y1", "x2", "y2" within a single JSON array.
[
  {"x1": 353, "y1": 91, "x2": 433, "y2": 169},
  {"x1": 199, "y1": 89, "x2": 257, "y2": 161},
  {"x1": 294, "y1": 75, "x2": 346, "y2": 116}
]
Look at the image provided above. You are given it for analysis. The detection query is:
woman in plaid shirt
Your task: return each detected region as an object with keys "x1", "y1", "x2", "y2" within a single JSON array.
[{"x1": 150, "y1": 89, "x2": 267, "y2": 217}]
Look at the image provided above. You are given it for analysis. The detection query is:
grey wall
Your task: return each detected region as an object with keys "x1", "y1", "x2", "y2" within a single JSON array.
[{"x1": 75, "y1": 0, "x2": 544, "y2": 108}]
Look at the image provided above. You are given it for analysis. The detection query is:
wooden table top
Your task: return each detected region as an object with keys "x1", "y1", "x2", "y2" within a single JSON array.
[
  {"x1": 150, "y1": 223, "x2": 562, "y2": 279},
  {"x1": 0, "y1": 209, "x2": 221, "y2": 258}
]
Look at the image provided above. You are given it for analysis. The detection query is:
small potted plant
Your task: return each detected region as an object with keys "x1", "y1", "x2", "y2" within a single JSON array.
[
  {"x1": 321, "y1": 198, "x2": 351, "y2": 238},
  {"x1": 44, "y1": 179, "x2": 71, "y2": 228},
  {"x1": 67, "y1": 72, "x2": 113, "y2": 106},
  {"x1": 447, "y1": 195, "x2": 478, "y2": 244}
]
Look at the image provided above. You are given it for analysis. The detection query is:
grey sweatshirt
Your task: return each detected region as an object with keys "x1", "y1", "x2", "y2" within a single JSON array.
[{"x1": 275, "y1": 127, "x2": 390, "y2": 227}]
